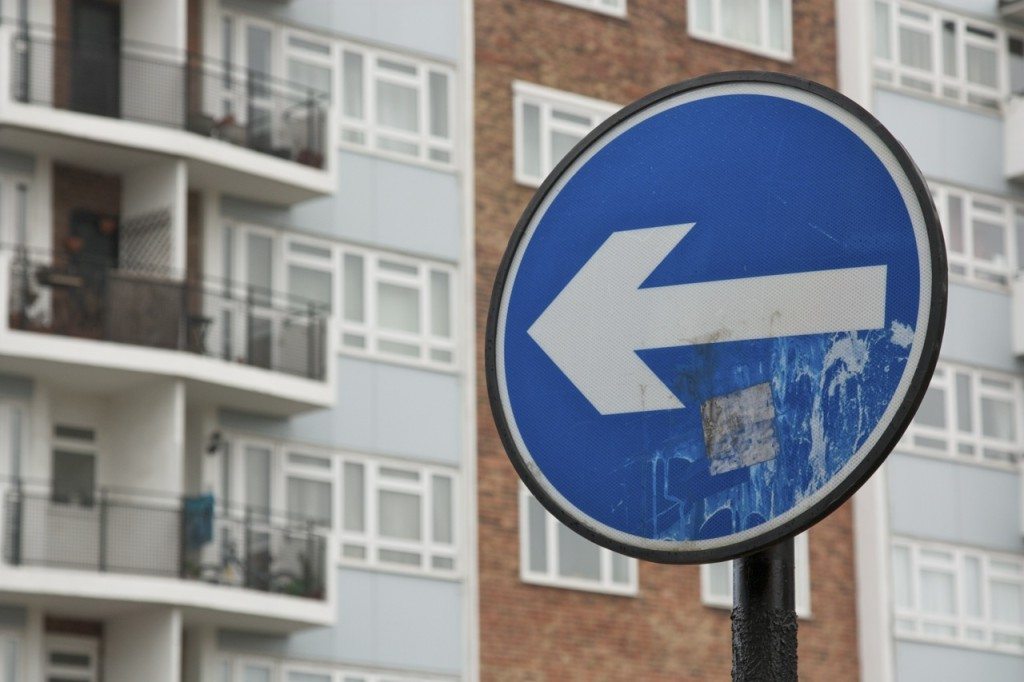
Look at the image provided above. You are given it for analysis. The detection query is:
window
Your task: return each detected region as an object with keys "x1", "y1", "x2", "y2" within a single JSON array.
[
  {"x1": 44, "y1": 636, "x2": 98, "y2": 682},
  {"x1": 0, "y1": 634, "x2": 19, "y2": 682},
  {"x1": 892, "y1": 539, "x2": 1024, "y2": 654},
  {"x1": 688, "y1": 0, "x2": 792, "y2": 60},
  {"x1": 0, "y1": 401, "x2": 26, "y2": 482},
  {"x1": 701, "y1": 532, "x2": 812, "y2": 617},
  {"x1": 873, "y1": 1, "x2": 1015, "y2": 109},
  {"x1": 339, "y1": 455, "x2": 458, "y2": 575},
  {"x1": 931, "y1": 183, "x2": 1024, "y2": 288},
  {"x1": 519, "y1": 486, "x2": 637, "y2": 595},
  {"x1": 339, "y1": 246, "x2": 456, "y2": 368},
  {"x1": 218, "y1": 657, "x2": 440, "y2": 682},
  {"x1": 339, "y1": 44, "x2": 454, "y2": 167},
  {"x1": 51, "y1": 425, "x2": 97, "y2": 506},
  {"x1": 513, "y1": 81, "x2": 618, "y2": 187},
  {"x1": 547, "y1": 0, "x2": 626, "y2": 18},
  {"x1": 901, "y1": 363, "x2": 1024, "y2": 466},
  {"x1": 0, "y1": 174, "x2": 30, "y2": 248}
]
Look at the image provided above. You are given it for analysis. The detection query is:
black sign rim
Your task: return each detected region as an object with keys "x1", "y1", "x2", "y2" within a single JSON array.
[{"x1": 485, "y1": 70, "x2": 948, "y2": 565}]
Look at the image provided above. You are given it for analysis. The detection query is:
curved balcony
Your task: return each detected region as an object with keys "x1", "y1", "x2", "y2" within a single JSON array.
[
  {"x1": 0, "y1": 26, "x2": 334, "y2": 204},
  {"x1": 0, "y1": 480, "x2": 332, "y2": 629},
  {"x1": 0, "y1": 247, "x2": 334, "y2": 416}
]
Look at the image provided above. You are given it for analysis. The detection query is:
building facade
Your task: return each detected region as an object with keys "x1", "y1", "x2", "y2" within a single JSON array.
[
  {"x1": 0, "y1": 0, "x2": 475, "y2": 680},
  {"x1": 474, "y1": 1, "x2": 861, "y2": 681},
  {"x1": 838, "y1": 1, "x2": 1024, "y2": 680}
]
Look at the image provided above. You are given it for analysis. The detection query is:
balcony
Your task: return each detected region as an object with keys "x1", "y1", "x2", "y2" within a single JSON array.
[
  {"x1": 0, "y1": 481, "x2": 332, "y2": 629},
  {"x1": 0, "y1": 247, "x2": 334, "y2": 416},
  {"x1": 0, "y1": 26, "x2": 334, "y2": 204},
  {"x1": 1002, "y1": 1, "x2": 1024, "y2": 23}
]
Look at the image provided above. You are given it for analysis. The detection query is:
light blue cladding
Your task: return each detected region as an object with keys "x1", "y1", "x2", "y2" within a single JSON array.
[
  {"x1": 927, "y1": 0, "x2": 999, "y2": 17},
  {"x1": 874, "y1": 88, "x2": 1022, "y2": 198},
  {"x1": 0, "y1": 147, "x2": 34, "y2": 175},
  {"x1": 219, "y1": 568, "x2": 463, "y2": 676},
  {"x1": 942, "y1": 283, "x2": 1017, "y2": 372},
  {"x1": 0, "y1": 373, "x2": 32, "y2": 400},
  {"x1": 888, "y1": 453, "x2": 1022, "y2": 552},
  {"x1": 222, "y1": 0, "x2": 462, "y2": 62},
  {"x1": 896, "y1": 640, "x2": 1024, "y2": 681},
  {"x1": 222, "y1": 150, "x2": 461, "y2": 262},
  {"x1": 220, "y1": 356, "x2": 461, "y2": 465}
]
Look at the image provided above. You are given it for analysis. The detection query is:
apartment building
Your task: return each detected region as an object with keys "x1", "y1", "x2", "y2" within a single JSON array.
[
  {"x1": 0, "y1": 0, "x2": 475, "y2": 680},
  {"x1": 836, "y1": 2, "x2": 1024, "y2": 680},
  {"x1": 474, "y1": 1, "x2": 861, "y2": 680}
]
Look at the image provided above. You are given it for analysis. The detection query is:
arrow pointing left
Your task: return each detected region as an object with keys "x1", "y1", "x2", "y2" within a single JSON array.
[{"x1": 527, "y1": 223, "x2": 888, "y2": 416}]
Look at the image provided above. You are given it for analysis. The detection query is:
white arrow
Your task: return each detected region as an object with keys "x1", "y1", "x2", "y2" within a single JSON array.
[{"x1": 527, "y1": 223, "x2": 888, "y2": 415}]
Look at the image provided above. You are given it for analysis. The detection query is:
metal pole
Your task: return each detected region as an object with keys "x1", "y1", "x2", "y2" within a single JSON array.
[{"x1": 731, "y1": 537, "x2": 797, "y2": 682}]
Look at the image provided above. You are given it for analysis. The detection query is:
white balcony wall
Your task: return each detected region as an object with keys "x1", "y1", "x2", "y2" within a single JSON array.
[
  {"x1": 104, "y1": 379, "x2": 185, "y2": 496},
  {"x1": 106, "y1": 606, "x2": 183, "y2": 682},
  {"x1": 121, "y1": 159, "x2": 188, "y2": 274},
  {"x1": 122, "y1": 0, "x2": 187, "y2": 51}
]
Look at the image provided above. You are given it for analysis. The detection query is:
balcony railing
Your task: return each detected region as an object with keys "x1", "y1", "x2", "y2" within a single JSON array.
[
  {"x1": 6, "y1": 246, "x2": 328, "y2": 381},
  {"x1": 8, "y1": 32, "x2": 328, "y2": 168},
  {"x1": 2, "y1": 482, "x2": 327, "y2": 601}
]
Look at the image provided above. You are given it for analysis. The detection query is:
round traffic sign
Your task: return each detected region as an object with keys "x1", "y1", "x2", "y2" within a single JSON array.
[{"x1": 486, "y1": 72, "x2": 946, "y2": 564}]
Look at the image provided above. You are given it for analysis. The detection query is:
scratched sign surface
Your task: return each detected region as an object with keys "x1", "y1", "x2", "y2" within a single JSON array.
[{"x1": 488, "y1": 74, "x2": 946, "y2": 563}]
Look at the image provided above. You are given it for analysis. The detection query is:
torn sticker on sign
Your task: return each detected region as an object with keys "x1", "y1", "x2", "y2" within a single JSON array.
[{"x1": 701, "y1": 382, "x2": 779, "y2": 476}]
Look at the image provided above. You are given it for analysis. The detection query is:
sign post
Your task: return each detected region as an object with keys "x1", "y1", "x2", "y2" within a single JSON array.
[{"x1": 486, "y1": 72, "x2": 946, "y2": 680}]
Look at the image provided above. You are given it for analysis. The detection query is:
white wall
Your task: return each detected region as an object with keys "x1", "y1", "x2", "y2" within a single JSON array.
[
  {"x1": 104, "y1": 379, "x2": 185, "y2": 496},
  {"x1": 105, "y1": 606, "x2": 182, "y2": 682},
  {"x1": 122, "y1": 0, "x2": 187, "y2": 51}
]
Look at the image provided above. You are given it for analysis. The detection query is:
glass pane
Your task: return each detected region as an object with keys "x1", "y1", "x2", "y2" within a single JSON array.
[
  {"x1": 611, "y1": 552, "x2": 631, "y2": 585},
  {"x1": 245, "y1": 445, "x2": 271, "y2": 520},
  {"x1": 343, "y1": 462, "x2": 365, "y2": 532},
  {"x1": 892, "y1": 545, "x2": 913, "y2": 608},
  {"x1": 378, "y1": 259, "x2": 418, "y2": 275},
  {"x1": 378, "y1": 282, "x2": 421, "y2": 333},
  {"x1": 221, "y1": 17, "x2": 234, "y2": 88},
  {"x1": 8, "y1": 407, "x2": 22, "y2": 479},
  {"x1": 963, "y1": 556, "x2": 982, "y2": 617},
  {"x1": 914, "y1": 386, "x2": 946, "y2": 428},
  {"x1": 974, "y1": 219, "x2": 1007, "y2": 264},
  {"x1": 946, "y1": 194, "x2": 964, "y2": 253},
  {"x1": 527, "y1": 495, "x2": 547, "y2": 573},
  {"x1": 708, "y1": 562, "x2": 732, "y2": 601},
  {"x1": 550, "y1": 109, "x2": 591, "y2": 126},
  {"x1": 556, "y1": 522, "x2": 601, "y2": 581},
  {"x1": 942, "y1": 21, "x2": 957, "y2": 78},
  {"x1": 432, "y1": 475, "x2": 453, "y2": 544},
  {"x1": 52, "y1": 450, "x2": 96, "y2": 505},
  {"x1": 378, "y1": 58, "x2": 417, "y2": 75},
  {"x1": 693, "y1": 0, "x2": 712, "y2": 33},
  {"x1": 288, "y1": 60, "x2": 332, "y2": 97},
  {"x1": 246, "y1": 26, "x2": 273, "y2": 98},
  {"x1": 550, "y1": 131, "x2": 581, "y2": 167},
  {"x1": 766, "y1": 0, "x2": 786, "y2": 52},
  {"x1": 521, "y1": 103, "x2": 541, "y2": 178},
  {"x1": 991, "y1": 581, "x2": 1024, "y2": 625},
  {"x1": 246, "y1": 233, "x2": 274, "y2": 306},
  {"x1": 721, "y1": 0, "x2": 761, "y2": 46},
  {"x1": 342, "y1": 51, "x2": 365, "y2": 119},
  {"x1": 342, "y1": 544, "x2": 365, "y2": 559},
  {"x1": 920, "y1": 569, "x2": 956, "y2": 615},
  {"x1": 966, "y1": 45, "x2": 998, "y2": 89},
  {"x1": 288, "y1": 265, "x2": 331, "y2": 312},
  {"x1": 287, "y1": 477, "x2": 332, "y2": 525},
  {"x1": 378, "y1": 339, "x2": 420, "y2": 357},
  {"x1": 430, "y1": 271, "x2": 451, "y2": 338},
  {"x1": 874, "y1": 1, "x2": 891, "y2": 59},
  {"x1": 379, "y1": 490, "x2": 421, "y2": 540},
  {"x1": 379, "y1": 548, "x2": 420, "y2": 565},
  {"x1": 288, "y1": 452, "x2": 330, "y2": 469},
  {"x1": 380, "y1": 467, "x2": 419, "y2": 481},
  {"x1": 429, "y1": 71, "x2": 449, "y2": 138},
  {"x1": 288, "y1": 672, "x2": 331, "y2": 682},
  {"x1": 899, "y1": 26, "x2": 933, "y2": 71},
  {"x1": 343, "y1": 253, "x2": 365, "y2": 322},
  {"x1": 376, "y1": 81, "x2": 419, "y2": 132},
  {"x1": 956, "y1": 373, "x2": 972, "y2": 432},
  {"x1": 982, "y1": 397, "x2": 1016, "y2": 441},
  {"x1": 243, "y1": 665, "x2": 272, "y2": 682}
]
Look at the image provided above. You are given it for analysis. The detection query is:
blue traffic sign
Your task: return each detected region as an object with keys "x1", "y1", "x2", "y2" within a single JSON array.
[{"x1": 487, "y1": 73, "x2": 946, "y2": 563}]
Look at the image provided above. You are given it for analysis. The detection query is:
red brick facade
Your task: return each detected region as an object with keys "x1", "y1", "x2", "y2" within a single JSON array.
[{"x1": 475, "y1": 2, "x2": 857, "y2": 680}]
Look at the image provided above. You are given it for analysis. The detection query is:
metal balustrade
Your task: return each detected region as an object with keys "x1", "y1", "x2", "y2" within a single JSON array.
[
  {"x1": 2, "y1": 483, "x2": 328, "y2": 601},
  {"x1": 6, "y1": 246, "x2": 328, "y2": 381},
  {"x1": 8, "y1": 31, "x2": 328, "y2": 169}
]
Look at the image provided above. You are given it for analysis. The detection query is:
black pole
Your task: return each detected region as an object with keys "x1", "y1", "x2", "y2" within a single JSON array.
[{"x1": 731, "y1": 537, "x2": 797, "y2": 681}]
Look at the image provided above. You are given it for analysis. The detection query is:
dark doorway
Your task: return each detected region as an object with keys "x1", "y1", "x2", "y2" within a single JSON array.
[{"x1": 70, "y1": 0, "x2": 121, "y2": 117}]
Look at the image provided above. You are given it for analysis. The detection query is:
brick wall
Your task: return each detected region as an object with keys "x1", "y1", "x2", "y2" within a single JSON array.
[
  {"x1": 475, "y1": 1, "x2": 856, "y2": 680},
  {"x1": 52, "y1": 163, "x2": 120, "y2": 252}
]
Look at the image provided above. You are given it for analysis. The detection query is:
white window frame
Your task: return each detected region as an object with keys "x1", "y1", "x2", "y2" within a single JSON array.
[
  {"x1": 513, "y1": 81, "x2": 618, "y2": 188},
  {"x1": 892, "y1": 538, "x2": 1024, "y2": 655},
  {"x1": 339, "y1": 245, "x2": 457, "y2": 370},
  {"x1": 518, "y1": 485, "x2": 638, "y2": 596},
  {"x1": 687, "y1": 0, "x2": 794, "y2": 61},
  {"x1": 339, "y1": 42, "x2": 456, "y2": 169},
  {"x1": 218, "y1": 655, "x2": 450, "y2": 682},
  {"x1": 931, "y1": 182, "x2": 1022, "y2": 290},
  {"x1": 44, "y1": 635, "x2": 98, "y2": 682},
  {"x1": 546, "y1": 0, "x2": 626, "y2": 19},
  {"x1": 873, "y1": 0, "x2": 1012, "y2": 111},
  {"x1": 900, "y1": 362, "x2": 1024, "y2": 469},
  {"x1": 700, "y1": 532, "x2": 812, "y2": 618},
  {"x1": 339, "y1": 453, "x2": 459, "y2": 578}
]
